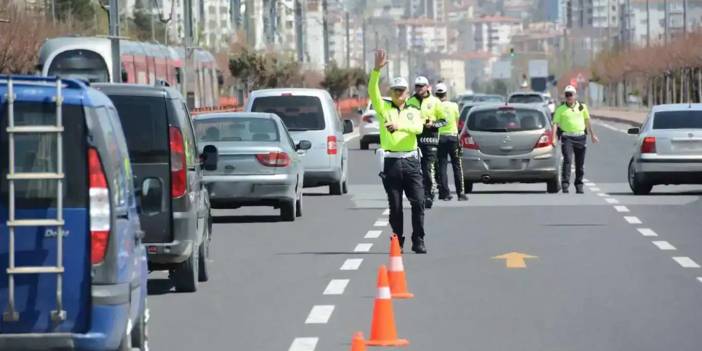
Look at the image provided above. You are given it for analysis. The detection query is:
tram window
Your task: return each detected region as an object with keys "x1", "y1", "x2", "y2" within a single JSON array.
[{"x1": 47, "y1": 49, "x2": 110, "y2": 82}]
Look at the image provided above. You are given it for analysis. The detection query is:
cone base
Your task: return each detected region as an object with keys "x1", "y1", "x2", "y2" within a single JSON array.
[
  {"x1": 391, "y1": 292, "x2": 414, "y2": 299},
  {"x1": 365, "y1": 338, "x2": 409, "y2": 347}
]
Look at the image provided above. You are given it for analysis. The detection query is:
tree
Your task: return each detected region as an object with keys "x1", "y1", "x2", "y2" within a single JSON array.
[
  {"x1": 130, "y1": 0, "x2": 168, "y2": 42},
  {"x1": 56, "y1": 0, "x2": 95, "y2": 24},
  {"x1": 228, "y1": 44, "x2": 304, "y2": 90},
  {"x1": 320, "y1": 62, "x2": 367, "y2": 100}
]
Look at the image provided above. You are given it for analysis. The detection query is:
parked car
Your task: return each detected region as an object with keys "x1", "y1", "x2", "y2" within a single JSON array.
[
  {"x1": 94, "y1": 83, "x2": 212, "y2": 292},
  {"x1": 245, "y1": 89, "x2": 353, "y2": 195},
  {"x1": 460, "y1": 103, "x2": 560, "y2": 193},
  {"x1": 358, "y1": 97, "x2": 391, "y2": 150},
  {"x1": 0, "y1": 76, "x2": 148, "y2": 350},
  {"x1": 627, "y1": 104, "x2": 702, "y2": 195},
  {"x1": 193, "y1": 112, "x2": 310, "y2": 221}
]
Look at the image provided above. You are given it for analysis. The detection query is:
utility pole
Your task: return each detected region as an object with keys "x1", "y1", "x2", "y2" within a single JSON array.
[
  {"x1": 231, "y1": 0, "x2": 241, "y2": 29},
  {"x1": 683, "y1": 0, "x2": 688, "y2": 37},
  {"x1": 322, "y1": 0, "x2": 330, "y2": 66},
  {"x1": 663, "y1": 0, "x2": 668, "y2": 44},
  {"x1": 345, "y1": 12, "x2": 350, "y2": 68},
  {"x1": 361, "y1": 18, "x2": 367, "y2": 71},
  {"x1": 108, "y1": 0, "x2": 121, "y2": 82},
  {"x1": 183, "y1": 0, "x2": 194, "y2": 105},
  {"x1": 646, "y1": 0, "x2": 650, "y2": 47},
  {"x1": 295, "y1": 0, "x2": 304, "y2": 63}
]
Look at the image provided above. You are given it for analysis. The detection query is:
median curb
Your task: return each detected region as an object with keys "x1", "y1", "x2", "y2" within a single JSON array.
[{"x1": 591, "y1": 114, "x2": 643, "y2": 127}]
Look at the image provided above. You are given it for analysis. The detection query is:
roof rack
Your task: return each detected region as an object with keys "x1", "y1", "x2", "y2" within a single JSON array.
[{"x1": 0, "y1": 75, "x2": 85, "y2": 90}]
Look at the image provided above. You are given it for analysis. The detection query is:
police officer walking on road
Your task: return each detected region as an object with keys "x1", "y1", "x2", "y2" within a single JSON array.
[
  {"x1": 435, "y1": 83, "x2": 468, "y2": 201},
  {"x1": 552, "y1": 85, "x2": 599, "y2": 194},
  {"x1": 368, "y1": 49, "x2": 428, "y2": 254},
  {"x1": 407, "y1": 76, "x2": 447, "y2": 209}
]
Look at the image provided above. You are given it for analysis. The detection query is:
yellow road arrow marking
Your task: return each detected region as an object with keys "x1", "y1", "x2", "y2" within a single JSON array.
[{"x1": 492, "y1": 252, "x2": 538, "y2": 269}]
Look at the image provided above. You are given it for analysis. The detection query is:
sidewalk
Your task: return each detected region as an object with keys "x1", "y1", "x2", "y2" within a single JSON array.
[{"x1": 589, "y1": 107, "x2": 648, "y2": 126}]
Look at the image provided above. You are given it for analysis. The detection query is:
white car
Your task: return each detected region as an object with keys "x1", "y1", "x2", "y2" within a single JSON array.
[
  {"x1": 359, "y1": 97, "x2": 390, "y2": 150},
  {"x1": 628, "y1": 104, "x2": 702, "y2": 194}
]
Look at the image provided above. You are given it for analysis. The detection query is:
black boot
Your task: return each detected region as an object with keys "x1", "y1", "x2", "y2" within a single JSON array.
[
  {"x1": 424, "y1": 198, "x2": 433, "y2": 209},
  {"x1": 412, "y1": 237, "x2": 427, "y2": 254},
  {"x1": 457, "y1": 194, "x2": 468, "y2": 201},
  {"x1": 575, "y1": 184, "x2": 584, "y2": 194},
  {"x1": 562, "y1": 183, "x2": 569, "y2": 193}
]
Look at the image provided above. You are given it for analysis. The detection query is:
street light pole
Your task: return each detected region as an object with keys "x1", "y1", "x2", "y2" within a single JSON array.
[{"x1": 108, "y1": 0, "x2": 121, "y2": 82}]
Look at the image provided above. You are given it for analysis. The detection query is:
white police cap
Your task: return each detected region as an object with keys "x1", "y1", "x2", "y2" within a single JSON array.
[
  {"x1": 414, "y1": 76, "x2": 429, "y2": 86},
  {"x1": 390, "y1": 77, "x2": 409, "y2": 89},
  {"x1": 435, "y1": 83, "x2": 448, "y2": 94}
]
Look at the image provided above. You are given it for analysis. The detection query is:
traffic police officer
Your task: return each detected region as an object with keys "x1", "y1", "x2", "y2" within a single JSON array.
[
  {"x1": 369, "y1": 49, "x2": 428, "y2": 254},
  {"x1": 552, "y1": 85, "x2": 599, "y2": 194},
  {"x1": 407, "y1": 76, "x2": 447, "y2": 209},
  {"x1": 435, "y1": 83, "x2": 467, "y2": 201}
]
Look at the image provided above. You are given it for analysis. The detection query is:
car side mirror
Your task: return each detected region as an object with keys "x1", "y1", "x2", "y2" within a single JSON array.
[
  {"x1": 296, "y1": 140, "x2": 312, "y2": 151},
  {"x1": 627, "y1": 127, "x2": 640, "y2": 135},
  {"x1": 343, "y1": 119, "x2": 354, "y2": 134},
  {"x1": 201, "y1": 145, "x2": 219, "y2": 171},
  {"x1": 140, "y1": 178, "x2": 164, "y2": 215}
]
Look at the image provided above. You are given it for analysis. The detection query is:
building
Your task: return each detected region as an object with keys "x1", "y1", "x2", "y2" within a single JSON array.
[
  {"x1": 202, "y1": 0, "x2": 234, "y2": 51},
  {"x1": 471, "y1": 15, "x2": 523, "y2": 55},
  {"x1": 621, "y1": 0, "x2": 702, "y2": 47},
  {"x1": 396, "y1": 18, "x2": 449, "y2": 54}
]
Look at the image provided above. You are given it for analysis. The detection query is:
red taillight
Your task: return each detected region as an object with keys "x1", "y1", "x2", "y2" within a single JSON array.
[
  {"x1": 641, "y1": 136, "x2": 657, "y2": 153},
  {"x1": 460, "y1": 132, "x2": 479, "y2": 150},
  {"x1": 458, "y1": 121, "x2": 465, "y2": 131},
  {"x1": 362, "y1": 115, "x2": 373, "y2": 123},
  {"x1": 256, "y1": 152, "x2": 291, "y2": 167},
  {"x1": 327, "y1": 135, "x2": 338, "y2": 155},
  {"x1": 88, "y1": 148, "x2": 110, "y2": 265},
  {"x1": 534, "y1": 131, "x2": 553, "y2": 149},
  {"x1": 169, "y1": 126, "x2": 187, "y2": 198}
]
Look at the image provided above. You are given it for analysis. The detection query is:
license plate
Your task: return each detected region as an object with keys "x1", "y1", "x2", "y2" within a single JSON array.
[
  {"x1": 673, "y1": 141, "x2": 702, "y2": 152},
  {"x1": 489, "y1": 159, "x2": 523, "y2": 170}
]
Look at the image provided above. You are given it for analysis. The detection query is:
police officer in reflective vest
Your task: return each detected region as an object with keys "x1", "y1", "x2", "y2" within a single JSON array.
[
  {"x1": 552, "y1": 85, "x2": 599, "y2": 193},
  {"x1": 368, "y1": 49, "x2": 427, "y2": 254},
  {"x1": 407, "y1": 76, "x2": 447, "y2": 209},
  {"x1": 435, "y1": 83, "x2": 467, "y2": 201}
]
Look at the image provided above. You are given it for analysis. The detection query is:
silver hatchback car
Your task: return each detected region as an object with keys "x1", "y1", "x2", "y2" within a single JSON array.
[
  {"x1": 194, "y1": 112, "x2": 311, "y2": 221},
  {"x1": 627, "y1": 104, "x2": 702, "y2": 195},
  {"x1": 460, "y1": 104, "x2": 560, "y2": 193}
]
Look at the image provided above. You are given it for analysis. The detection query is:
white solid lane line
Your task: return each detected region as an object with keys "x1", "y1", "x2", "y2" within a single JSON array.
[
  {"x1": 624, "y1": 216, "x2": 642, "y2": 224},
  {"x1": 374, "y1": 220, "x2": 388, "y2": 227},
  {"x1": 365, "y1": 230, "x2": 383, "y2": 239},
  {"x1": 305, "y1": 305, "x2": 335, "y2": 324},
  {"x1": 340, "y1": 258, "x2": 363, "y2": 271},
  {"x1": 605, "y1": 198, "x2": 620, "y2": 204},
  {"x1": 673, "y1": 257, "x2": 701, "y2": 268},
  {"x1": 652, "y1": 241, "x2": 677, "y2": 251},
  {"x1": 289, "y1": 337, "x2": 319, "y2": 351},
  {"x1": 382, "y1": 209, "x2": 390, "y2": 215},
  {"x1": 323, "y1": 279, "x2": 350, "y2": 296},
  {"x1": 354, "y1": 243, "x2": 373, "y2": 252},
  {"x1": 637, "y1": 228, "x2": 659, "y2": 237},
  {"x1": 614, "y1": 206, "x2": 630, "y2": 213}
]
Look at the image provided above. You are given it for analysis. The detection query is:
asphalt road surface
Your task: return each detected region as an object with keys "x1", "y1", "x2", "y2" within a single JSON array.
[{"x1": 147, "y1": 121, "x2": 702, "y2": 351}]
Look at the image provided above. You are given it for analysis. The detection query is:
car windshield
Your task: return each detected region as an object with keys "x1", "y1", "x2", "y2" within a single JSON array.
[
  {"x1": 251, "y1": 96, "x2": 325, "y2": 131},
  {"x1": 195, "y1": 117, "x2": 280, "y2": 142},
  {"x1": 653, "y1": 110, "x2": 702, "y2": 129},
  {"x1": 508, "y1": 95, "x2": 544, "y2": 104},
  {"x1": 468, "y1": 108, "x2": 547, "y2": 132}
]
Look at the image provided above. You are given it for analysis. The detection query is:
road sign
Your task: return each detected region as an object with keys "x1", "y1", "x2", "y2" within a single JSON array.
[{"x1": 492, "y1": 252, "x2": 538, "y2": 269}]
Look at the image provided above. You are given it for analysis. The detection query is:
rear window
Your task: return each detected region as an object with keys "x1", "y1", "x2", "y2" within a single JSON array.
[
  {"x1": 476, "y1": 95, "x2": 504, "y2": 103},
  {"x1": 508, "y1": 95, "x2": 544, "y2": 104},
  {"x1": 251, "y1": 96, "x2": 325, "y2": 131},
  {"x1": 195, "y1": 117, "x2": 280, "y2": 142},
  {"x1": 0, "y1": 102, "x2": 87, "y2": 208},
  {"x1": 468, "y1": 108, "x2": 547, "y2": 132},
  {"x1": 108, "y1": 95, "x2": 169, "y2": 163},
  {"x1": 653, "y1": 111, "x2": 702, "y2": 129}
]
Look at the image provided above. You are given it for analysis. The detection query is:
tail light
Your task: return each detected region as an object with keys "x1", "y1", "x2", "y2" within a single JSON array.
[
  {"x1": 327, "y1": 136, "x2": 338, "y2": 155},
  {"x1": 641, "y1": 136, "x2": 656, "y2": 153},
  {"x1": 169, "y1": 126, "x2": 187, "y2": 198},
  {"x1": 458, "y1": 120, "x2": 465, "y2": 131},
  {"x1": 256, "y1": 152, "x2": 291, "y2": 167},
  {"x1": 534, "y1": 131, "x2": 553, "y2": 149},
  {"x1": 362, "y1": 115, "x2": 374, "y2": 123},
  {"x1": 88, "y1": 148, "x2": 110, "y2": 265},
  {"x1": 460, "y1": 132, "x2": 479, "y2": 150}
]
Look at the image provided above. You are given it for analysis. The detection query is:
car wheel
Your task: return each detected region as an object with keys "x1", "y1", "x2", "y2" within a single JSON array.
[
  {"x1": 296, "y1": 193, "x2": 303, "y2": 217},
  {"x1": 464, "y1": 181, "x2": 474, "y2": 193},
  {"x1": 330, "y1": 179, "x2": 343, "y2": 195},
  {"x1": 197, "y1": 225, "x2": 210, "y2": 282},
  {"x1": 546, "y1": 176, "x2": 561, "y2": 193},
  {"x1": 629, "y1": 160, "x2": 652, "y2": 195},
  {"x1": 172, "y1": 245, "x2": 198, "y2": 293},
  {"x1": 281, "y1": 199, "x2": 296, "y2": 221},
  {"x1": 360, "y1": 141, "x2": 369, "y2": 150},
  {"x1": 131, "y1": 302, "x2": 149, "y2": 350}
]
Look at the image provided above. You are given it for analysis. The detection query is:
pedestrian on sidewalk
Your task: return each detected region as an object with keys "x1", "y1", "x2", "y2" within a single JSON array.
[
  {"x1": 434, "y1": 82, "x2": 468, "y2": 201},
  {"x1": 368, "y1": 49, "x2": 428, "y2": 254},
  {"x1": 552, "y1": 85, "x2": 599, "y2": 194}
]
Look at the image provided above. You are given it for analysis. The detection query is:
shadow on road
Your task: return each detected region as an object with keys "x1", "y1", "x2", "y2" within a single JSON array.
[
  {"x1": 213, "y1": 215, "x2": 282, "y2": 224},
  {"x1": 469, "y1": 190, "x2": 546, "y2": 194},
  {"x1": 147, "y1": 278, "x2": 174, "y2": 296},
  {"x1": 276, "y1": 251, "x2": 387, "y2": 255},
  {"x1": 302, "y1": 192, "x2": 333, "y2": 197},
  {"x1": 607, "y1": 191, "x2": 702, "y2": 196}
]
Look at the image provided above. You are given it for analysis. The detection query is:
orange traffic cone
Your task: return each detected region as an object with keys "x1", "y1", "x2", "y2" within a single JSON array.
[
  {"x1": 366, "y1": 265, "x2": 409, "y2": 347},
  {"x1": 389, "y1": 234, "x2": 414, "y2": 299},
  {"x1": 350, "y1": 331, "x2": 367, "y2": 351}
]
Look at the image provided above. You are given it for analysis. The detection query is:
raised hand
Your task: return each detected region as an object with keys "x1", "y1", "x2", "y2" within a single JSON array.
[{"x1": 374, "y1": 49, "x2": 388, "y2": 70}]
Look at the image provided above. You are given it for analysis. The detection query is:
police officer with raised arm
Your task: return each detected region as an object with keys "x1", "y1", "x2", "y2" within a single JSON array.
[
  {"x1": 435, "y1": 83, "x2": 467, "y2": 201},
  {"x1": 369, "y1": 49, "x2": 428, "y2": 254},
  {"x1": 407, "y1": 76, "x2": 447, "y2": 209},
  {"x1": 552, "y1": 85, "x2": 599, "y2": 194}
]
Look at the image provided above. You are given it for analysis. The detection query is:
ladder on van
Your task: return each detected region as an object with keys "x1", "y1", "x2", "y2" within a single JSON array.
[{"x1": 3, "y1": 77, "x2": 67, "y2": 323}]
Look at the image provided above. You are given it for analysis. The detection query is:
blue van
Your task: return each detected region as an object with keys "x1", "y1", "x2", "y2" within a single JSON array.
[{"x1": 0, "y1": 76, "x2": 149, "y2": 350}]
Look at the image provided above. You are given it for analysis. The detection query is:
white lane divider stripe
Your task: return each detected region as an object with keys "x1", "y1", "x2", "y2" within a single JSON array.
[
  {"x1": 697, "y1": 277, "x2": 702, "y2": 284},
  {"x1": 365, "y1": 230, "x2": 382, "y2": 239},
  {"x1": 305, "y1": 305, "x2": 335, "y2": 324},
  {"x1": 673, "y1": 257, "x2": 701, "y2": 268},
  {"x1": 605, "y1": 198, "x2": 619, "y2": 204},
  {"x1": 323, "y1": 279, "x2": 350, "y2": 295},
  {"x1": 340, "y1": 258, "x2": 363, "y2": 270},
  {"x1": 374, "y1": 220, "x2": 389, "y2": 227},
  {"x1": 382, "y1": 209, "x2": 390, "y2": 215},
  {"x1": 289, "y1": 337, "x2": 319, "y2": 351},
  {"x1": 614, "y1": 206, "x2": 630, "y2": 213},
  {"x1": 354, "y1": 243, "x2": 373, "y2": 252},
  {"x1": 652, "y1": 241, "x2": 676, "y2": 250},
  {"x1": 624, "y1": 216, "x2": 642, "y2": 224},
  {"x1": 591, "y1": 187, "x2": 601, "y2": 192},
  {"x1": 597, "y1": 193, "x2": 610, "y2": 197},
  {"x1": 637, "y1": 228, "x2": 658, "y2": 237}
]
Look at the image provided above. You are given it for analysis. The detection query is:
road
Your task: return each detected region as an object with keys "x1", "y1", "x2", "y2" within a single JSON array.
[{"x1": 147, "y1": 122, "x2": 702, "y2": 350}]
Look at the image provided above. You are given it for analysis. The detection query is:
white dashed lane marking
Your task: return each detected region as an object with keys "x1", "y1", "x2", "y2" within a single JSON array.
[
  {"x1": 340, "y1": 258, "x2": 363, "y2": 271},
  {"x1": 614, "y1": 206, "x2": 630, "y2": 213},
  {"x1": 624, "y1": 216, "x2": 642, "y2": 224},
  {"x1": 605, "y1": 198, "x2": 620, "y2": 204},
  {"x1": 652, "y1": 241, "x2": 677, "y2": 251},
  {"x1": 673, "y1": 257, "x2": 701, "y2": 268},
  {"x1": 382, "y1": 209, "x2": 390, "y2": 215},
  {"x1": 591, "y1": 187, "x2": 601, "y2": 192},
  {"x1": 597, "y1": 193, "x2": 610, "y2": 197},
  {"x1": 305, "y1": 305, "x2": 335, "y2": 324},
  {"x1": 637, "y1": 228, "x2": 658, "y2": 237},
  {"x1": 289, "y1": 337, "x2": 318, "y2": 351},
  {"x1": 697, "y1": 277, "x2": 702, "y2": 284},
  {"x1": 354, "y1": 243, "x2": 373, "y2": 252},
  {"x1": 323, "y1": 279, "x2": 349, "y2": 296},
  {"x1": 374, "y1": 220, "x2": 389, "y2": 227},
  {"x1": 365, "y1": 230, "x2": 382, "y2": 239}
]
